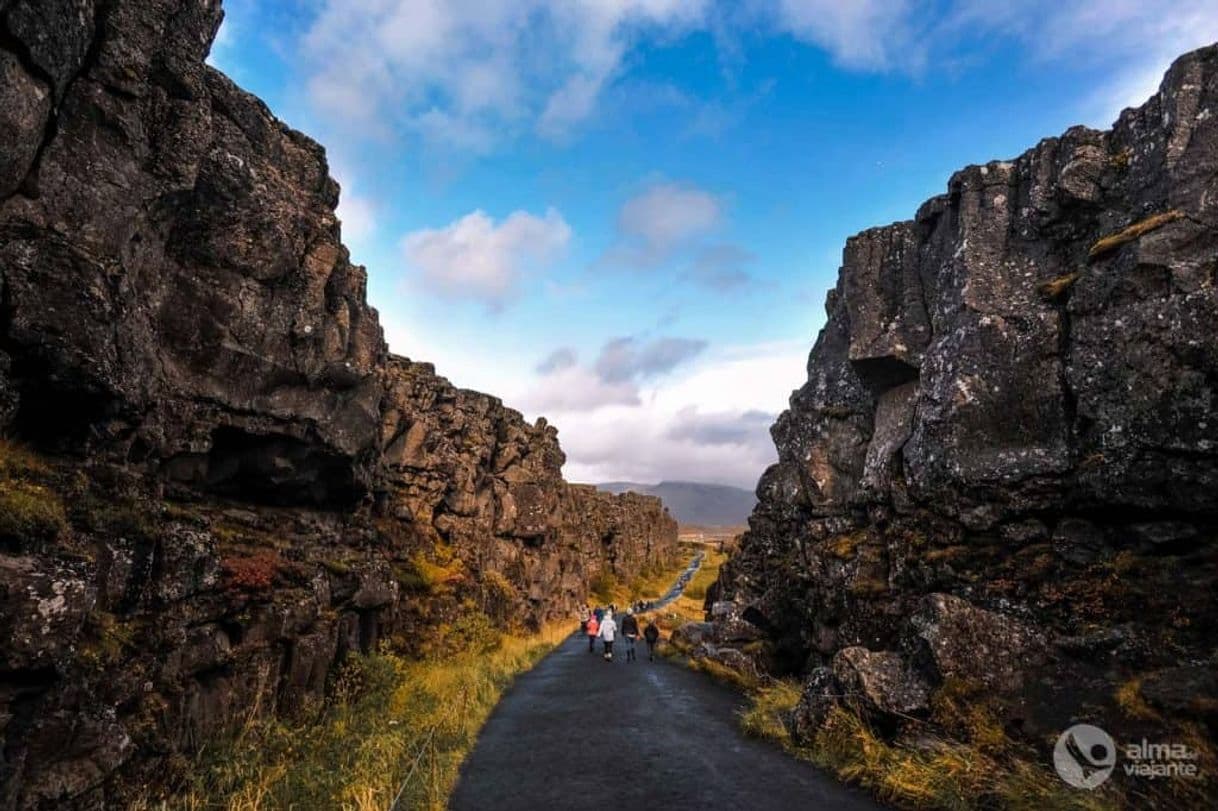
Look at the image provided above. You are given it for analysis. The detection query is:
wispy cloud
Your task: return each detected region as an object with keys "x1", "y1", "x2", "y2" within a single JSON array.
[
  {"x1": 536, "y1": 347, "x2": 578, "y2": 375},
  {"x1": 594, "y1": 336, "x2": 708, "y2": 384},
  {"x1": 279, "y1": 0, "x2": 1215, "y2": 157},
  {"x1": 526, "y1": 335, "x2": 708, "y2": 413},
  {"x1": 667, "y1": 407, "x2": 775, "y2": 446},
  {"x1": 684, "y1": 243, "x2": 757, "y2": 291},
  {"x1": 611, "y1": 181, "x2": 724, "y2": 266},
  {"x1": 402, "y1": 208, "x2": 571, "y2": 311},
  {"x1": 298, "y1": 0, "x2": 711, "y2": 150}
]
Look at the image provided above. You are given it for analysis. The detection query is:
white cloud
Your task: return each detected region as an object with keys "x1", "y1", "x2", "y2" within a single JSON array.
[
  {"x1": 402, "y1": 208, "x2": 571, "y2": 310},
  {"x1": 513, "y1": 339, "x2": 808, "y2": 487},
  {"x1": 299, "y1": 0, "x2": 710, "y2": 149},
  {"x1": 274, "y1": 0, "x2": 1214, "y2": 155},
  {"x1": 605, "y1": 180, "x2": 727, "y2": 269},
  {"x1": 619, "y1": 182, "x2": 722, "y2": 253},
  {"x1": 525, "y1": 335, "x2": 708, "y2": 413},
  {"x1": 526, "y1": 363, "x2": 643, "y2": 411},
  {"x1": 667, "y1": 407, "x2": 775, "y2": 446},
  {"x1": 772, "y1": 0, "x2": 921, "y2": 70}
]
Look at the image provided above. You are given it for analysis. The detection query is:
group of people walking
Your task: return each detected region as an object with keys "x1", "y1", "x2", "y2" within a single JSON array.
[{"x1": 578, "y1": 604, "x2": 661, "y2": 662}]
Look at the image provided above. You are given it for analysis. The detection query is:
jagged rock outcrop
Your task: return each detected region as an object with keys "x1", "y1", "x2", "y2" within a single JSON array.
[
  {"x1": 0, "y1": 2, "x2": 677, "y2": 808},
  {"x1": 720, "y1": 44, "x2": 1218, "y2": 765}
]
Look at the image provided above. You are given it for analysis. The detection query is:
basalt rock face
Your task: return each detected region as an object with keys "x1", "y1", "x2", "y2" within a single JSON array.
[
  {"x1": 720, "y1": 46, "x2": 1218, "y2": 759},
  {"x1": 0, "y1": 2, "x2": 677, "y2": 807}
]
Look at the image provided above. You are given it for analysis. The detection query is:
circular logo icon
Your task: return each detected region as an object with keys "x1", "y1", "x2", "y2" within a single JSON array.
[{"x1": 1055, "y1": 724, "x2": 1116, "y2": 789}]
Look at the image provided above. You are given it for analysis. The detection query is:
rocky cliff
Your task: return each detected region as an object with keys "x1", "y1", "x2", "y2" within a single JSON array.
[
  {"x1": 718, "y1": 44, "x2": 1218, "y2": 793},
  {"x1": 0, "y1": 2, "x2": 677, "y2": 807}
]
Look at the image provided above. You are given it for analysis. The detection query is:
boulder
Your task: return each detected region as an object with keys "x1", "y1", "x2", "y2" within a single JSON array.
[
  {"x1": 831, "y1": 647, "x2": 930, "y2": 718},
  {"x1": 670, "y1": 622, "x2": 714, "y2": 652},
  {"x1": 904, "y1": 593, "x2": 1046, "y2": 693},
  {"x1": 791, "y1": 667, "x2": 839, "y2": 743}
]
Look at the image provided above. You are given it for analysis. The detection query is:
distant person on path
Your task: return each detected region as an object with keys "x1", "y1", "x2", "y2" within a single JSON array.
[
  {"x1": 585, "y1": 614, "x2": 599, "y2": 653},
  {"x1": 643, "y1": 621, "x2": 660, "y2": 661},
  {"x1": 620, "y1": 609, "x2": 640, "y2": 662},
  {"x1": 599, "y1": 610, "x2": 617, "y2": 661},
  {"x1": 594, "y1": 606, "x2": 604, "y2": 624},
  {"x1": 578, "y1": 604, "x2": 589, "y2": 633}
]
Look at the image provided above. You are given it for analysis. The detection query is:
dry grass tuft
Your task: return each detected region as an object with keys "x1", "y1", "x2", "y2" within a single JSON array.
[
  {"x1": 1089, "y1": 210, "x2": 1184, "y2": 259},
  {"x1": 170, "y1": 623, "x2": 571, "y2": 810},
  {"x1": 1114, "y1": 677, "x2": 1160, "y2": 721},
  {"x1": 687, "y1": 655, "x2": 760, "y2": 691},
  {"x1": 1039, "y1": 272, "x2": 1081, "y2": 299}
]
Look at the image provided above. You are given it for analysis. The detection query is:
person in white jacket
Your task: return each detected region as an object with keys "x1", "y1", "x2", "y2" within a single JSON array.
[{"x1": 598, "y1": 610, "x2": 617, "y2": 661}]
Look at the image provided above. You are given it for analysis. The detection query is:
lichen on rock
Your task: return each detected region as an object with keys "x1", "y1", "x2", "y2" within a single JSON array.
[{"x1": 717, "y1": 43, "x2": 1218, "y2": 771}]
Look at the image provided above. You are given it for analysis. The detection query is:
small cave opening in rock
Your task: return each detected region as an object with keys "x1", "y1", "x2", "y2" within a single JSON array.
[
  {"x1": 850, "y1": 355, "x2": 920, "y2": 396},
  {"x1": 5, "y1": 366, "x2": 117, "y2": 454},
  {"x1": 164, "y1": 426, "x2": 362, "y2": 508}
]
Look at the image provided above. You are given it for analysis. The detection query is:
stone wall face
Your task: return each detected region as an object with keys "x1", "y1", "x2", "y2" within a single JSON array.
[
  {"x1": 721, "y1": 46, "x2": 1218, "y2": 751},
  {"x1": 0, "y1": 2, "x2": 677, "y2": 807}
]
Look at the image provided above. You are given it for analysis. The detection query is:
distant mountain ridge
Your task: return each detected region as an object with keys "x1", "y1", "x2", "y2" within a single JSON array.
[{"x1": 597, "y1": 481, "x2": 756, "y2": 526}]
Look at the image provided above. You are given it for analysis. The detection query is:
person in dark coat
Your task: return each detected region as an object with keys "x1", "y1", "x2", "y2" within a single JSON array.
[
  {"x1": 620, "y1": 609, "x2": 640, "y2": 662},
  {"x1": 643, "y1": 621, "x2": 660, "y2": 661}
]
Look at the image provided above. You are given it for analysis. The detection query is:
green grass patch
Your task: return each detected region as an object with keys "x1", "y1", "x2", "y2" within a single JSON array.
[{"x1": 0, "y1": 479, "x2": 67, "y2": 547}]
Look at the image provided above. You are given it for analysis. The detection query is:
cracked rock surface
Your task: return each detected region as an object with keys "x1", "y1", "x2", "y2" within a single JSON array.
[{"x1": 718, "y1": 44, "x2": 1218, "y2": 759}]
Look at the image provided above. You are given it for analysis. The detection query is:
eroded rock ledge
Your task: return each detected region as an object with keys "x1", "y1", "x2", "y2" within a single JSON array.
[
  {"x1": 0, "y1": 1, "x2": 677, "y2": 807},
  {"x1": 717, "y1": 44, "x2": 1218, "y2": 763}
]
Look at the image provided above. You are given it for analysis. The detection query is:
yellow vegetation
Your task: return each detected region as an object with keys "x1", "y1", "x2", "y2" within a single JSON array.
[
  {"x1": 687, "y1": 655, "x2": 759, "y2": 691},
  {"x1": 79, "y1": 611, "x2": 137, "y2": 669},
  {"x1": 1089, "y1": 210, "x2": 1184, "y2": 258},
  {"x1": 1114, "y1": 677, "x2": 1160, "y2": 721},
  {"x1": 171, "y1": 623, "x2": 571, "y2": 810},
  {"x1": 0, "y1": 438, "x2": 52, "y2": 479},
  {"x1": 825, "y1": 531, "x2": 866, "y2": 560},
  {"x1": 1038, "y1": 271, "x2": 1081, "y2": 299},
  {"x1": 398, "y1": 547, "x2": 466, "y2": 594},
  {"x1": 0, "y1": 440, "x2": 66, "y2": 546},
  {"x1": 735, "y1": 679, "x2": 1121, "y2": 811},
  {"x1": 738, "y1": 680, "x2": 801, "y2": 743},
  {"x1": 0, "y1": 480, "x2": 67, "y2": 546}
]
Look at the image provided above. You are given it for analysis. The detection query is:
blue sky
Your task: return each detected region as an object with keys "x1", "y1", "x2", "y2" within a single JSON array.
[{"x1": 209, "y1": 0, "x2": 1218, "y2": 488}]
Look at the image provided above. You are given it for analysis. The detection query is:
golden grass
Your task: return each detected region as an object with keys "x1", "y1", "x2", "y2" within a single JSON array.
[
  {"x1": 734, "y1": 679, "x2": 1122, "y2": 811},
  {"x1": 1038, "y1": 272, "x2": 1081, "y2": 299},
  {"x1": 0, "y1": 479, "x2": 68, "y2": 545},
  {"x1": 0, "y1": 439, "x2": 66, "y2": 546},
  {"x1": 739, "y1": 680, "x2": 801, "y2": 743},
  {"x1": 168, "y1": 623, "x2": 571, "y2": 810},
  {"x1": 1089, "y1": 210, "x2": 1184, "y2": 259},
  {"x1": 0, "y1": 438, "x2": 52, "y2": 479},
  {"x1": 687, "y1": 655, "x2": 759, "y2": 691},
  {"x1": 825, "y1": 531, "x2": 866, "y2": 560},
  {"x1": 593, "y1": 545, "x2": 700, "y2": 609},
  {"x1": 1114, "y1": 677, "x2": 1160, "y2": 721}
]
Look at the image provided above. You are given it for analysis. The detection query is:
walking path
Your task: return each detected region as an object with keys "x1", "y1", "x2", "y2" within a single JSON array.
[{"x1": 449, "y1": 555, "x2": 882, "y2": 810}]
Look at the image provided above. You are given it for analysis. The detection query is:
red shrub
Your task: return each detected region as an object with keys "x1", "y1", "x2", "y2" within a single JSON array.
[{"x1": 221, "y1": 551, "x2": 281, "y2": 592}]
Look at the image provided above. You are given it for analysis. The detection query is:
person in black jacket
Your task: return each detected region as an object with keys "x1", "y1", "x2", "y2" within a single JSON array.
[
  {"x1": 620, "y1": 609, "x2": 640, "y2": 662},
  {"x1": 643, "y1": 620, "x2": 660, "y2": 661}
]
